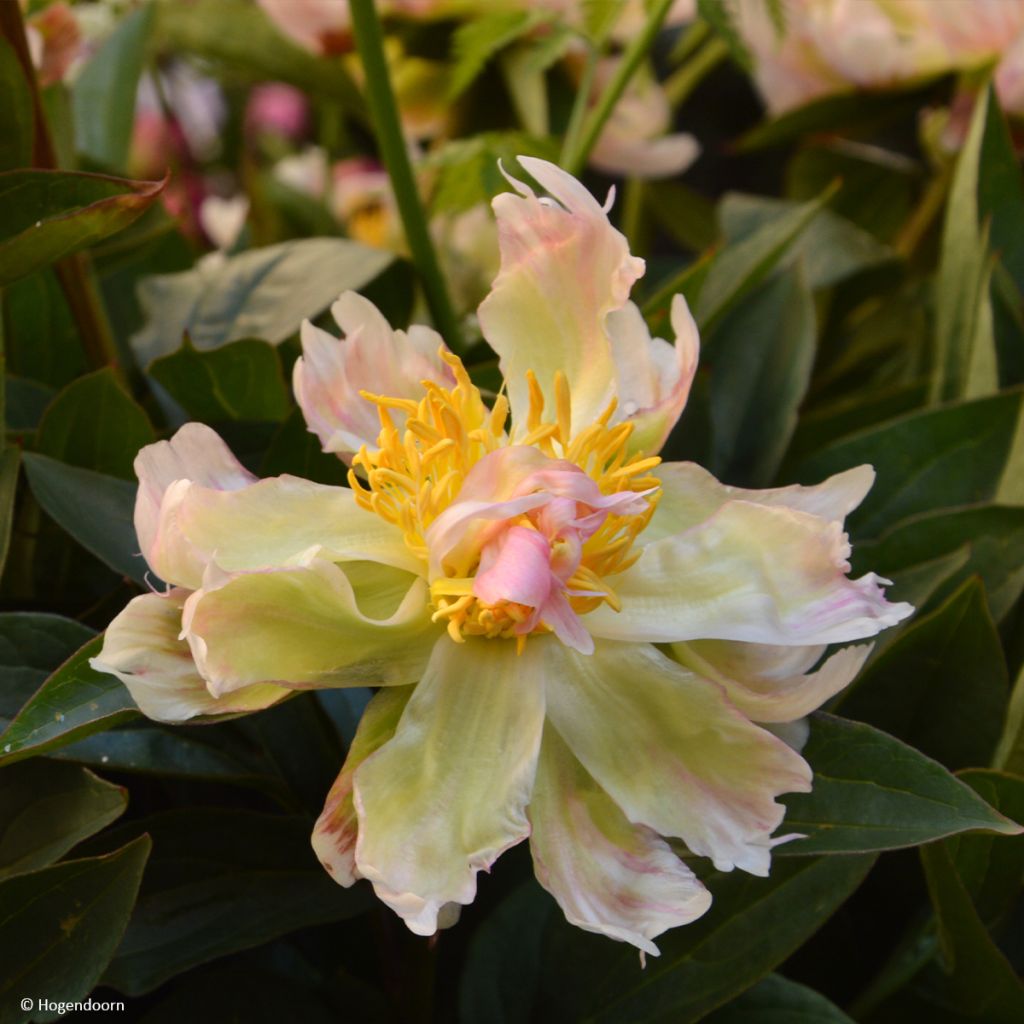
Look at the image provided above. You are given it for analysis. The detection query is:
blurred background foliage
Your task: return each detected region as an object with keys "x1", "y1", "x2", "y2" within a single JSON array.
[{"x1": 1, "y1": 0, "x2": 1023, "y2": 1021}]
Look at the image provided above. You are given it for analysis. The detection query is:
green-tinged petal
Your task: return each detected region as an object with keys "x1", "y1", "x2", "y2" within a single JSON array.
[
  {"x1": 182, "y1": 560, "x2": 439, "y2": 696},
  {"x1": 478, "y1": 157, "x2": 641, "y2": 435},
  {"x1": 645, "y1": 461, "x2": 875, "y2": 544},
  {"x1": 353, "y1": 635, "x2": 546, "y2": 935},
  {"x1": 90, "y1": 590, "x2": 289, "y2": 723},
  {"x1": 529, "y1": 723, "x2": 712, "y2": 956},
  {"x1": 589, "y1": 501, "x2": 912, "y2": 646},
  {"x1": 544, "y1": 639, "x2": 812, "y2": 875},
  {"x1": 157, "y1": 474, "x2": 423, "y2": 591},
  {"x1": 670, "y1": 640, "x2": 872, "y2": 723},
  {"x1": 312, "y1": 686, "x2": 413, "y2": 887}
]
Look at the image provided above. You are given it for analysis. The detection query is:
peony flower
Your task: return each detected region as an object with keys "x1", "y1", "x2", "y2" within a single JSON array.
[{"x1": 93, "y1": 157, "x2": 911, "y2": 954}]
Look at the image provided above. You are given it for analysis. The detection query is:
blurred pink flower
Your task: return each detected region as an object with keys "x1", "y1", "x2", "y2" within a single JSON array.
[{"x1": 246, "y1": 83, "x2": 310, "y2": 140}]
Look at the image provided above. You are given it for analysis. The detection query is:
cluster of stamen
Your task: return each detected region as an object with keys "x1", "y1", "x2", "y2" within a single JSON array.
[{"x1": 349, "y1": 351, "x2": 661, "y2": 647}]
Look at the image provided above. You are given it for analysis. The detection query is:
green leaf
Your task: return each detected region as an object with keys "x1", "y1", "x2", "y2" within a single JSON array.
[
  {"x1": 834, "y1": 580, "x2": 1008, "y2": 770},
  {"x1": 0, "y1": 836, "x2": 150, "y2": 1024},
  {"x1": 153, "y1": 0, "x2": 365, "y2": 111},
  {"x1": 707, "y1": 266, "x2": 815, "y2": 486},
  {"x1": 855, "y1": 505, "x2": 1024, "y2": 622},
  {"x1": 22, "y1": 452, "x2": 144, "y2": 583},
  {"x1": 71, "y1": 4, "x2": 154, "y2": 172},
  {"x1": 0, "y1": 613, "x2": 96, "y2": 727},
  {"x1": 459, "y1": 880, "x2": 553, "y2": 1024},
  {"x1": 35, "y1": 368, "x2": 155, "y2": 479},
  {"x1": 538, "y1": 854, "x2": 875, "y2": 1024},
  {"x1": 795, "y1": 388, "x2": 1024, "y2": 539},
  {"x1": 0, "y1": 169, "x2": 165, "y2": 286},
  {"x1": 97, "y1": 810, "x2": 371, "y2": 995},
  {"x1": 149, "y1": 337, "x2": 290, "y2": 423},
  {"x1": 778, "y1": 713, "x2": 1020, "y2": 856},
  {"x1": 920, "y1": 841, "x2": 1024, "y2": 1023},
  {"x1": 933, "y1": 86, "x2": 997, "y2": 402},
  {"x1": 696, "y1": 185, "x2": 833, "y2": 334},
  {"x1": 449, "y1": 10, "x2": 547, "y2": 100},
  {"x1": 0, "y1": 447, "x2": 19, "y2": 581},
  {"x1": 130, "y1": 237, "x2": 393, "y2": 364},
  {"x1": 0, "y1": 760, "x2": 126, "y2": 880},
  {"x1": 643, "y1": 180, "x2": 718, "y2": 253},
  {"x1": 259, "y1": 407, "x2": 348, "y2": 485},
  {"x1": 0, "y1": 38, "x2": 33, "y2": 171},
  {"x1": 995, "y1": 663, "x2": 1024, "y2": 776},
  {"x1": 978, "y1": 89, "x2": 1024, "y2": 296},
  {"x1": 702, "y1": 974, "x2": 855, "y2": 1023},
  {"x1": 0, "y1": 633, "x2": 139, "y2": 767},
  {"x1": 6, "y1": 376, "x2": 55, "y2": 431},
  {"x1": 719, "y1": 193, "x2": 895, "y2": 290},
  {"x1": 944, "y1": 770, "x2": 1024, "y2": 930},
  {"x1": 1, "y1": 270, "x2": 87, "y2": 388}
]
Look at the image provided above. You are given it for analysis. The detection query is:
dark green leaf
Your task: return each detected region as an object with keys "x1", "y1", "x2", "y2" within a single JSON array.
[
  {"x1": 449, "y1": 10, "x2": 547, "y2": 100},
  {"x1": 149, "y1": 337, "x2": 290, "y2": 423},
  {"x1": 260, "y1": 407, "x2": 348, "y2": 485},
  {"x1": 696, "y1": 186, "x2": 833, "y2": 334},
  {"x1": 720, "y1": 193, "x2": 895, "y2": 289},
  {"x1": 702, "y1": 974, "x2": 854, "y2": 1023},
  {"x1": 0, "y1": 38, "x2": 32, "y2": 171},
  {"x1": 22, "y1": 452, "x2": 144, "y2": 583},
  {"x1": 835, "y1": 580, "x2": 1008, "y2": 769},
  {"x1": 0, "y1": 836, "x2": 150, "y2": 1024},
  {"x1": 459, "y1": 880, "x2": 553, "y2": 1024},
  {"x1": 995, "y1": 663, "x2": 1024, "y2": 777},
  {"x1": 35, "y1": 368, "x2": 155, "y2": 479},
  {"x1": 0, "y1": 447, "x2": 19, "y2": 581},
  {"x1": 0, "y1": 169, "x2": 165, "y2": 286},
  {"x1": 933, "y1": 86, "x2": 997, "y2": 402},
  {"x1": 644, "y1": 180, "x2": 718, "y2": 253},
  {"x1": 537, "y1": 854, "x2": 875, "y2": 1024},
  {"x1": 779, "y1": 713, "x2": 1020, "y2": 856},
  {"x1": 0, "y1": 613, "x2": 96, "y2": 727},
  {"x1": 0, "y1": 760, "x2": 126, "y2": 880},
  {"x1": 855, "y1": 505, "x2": 1024, "y2": 621},
  {"x1": 5, "y1": 376, "x2": 55, "y2": 432},
  {"x1": 795, "y1": 388, "x2": 1024, "y2": 539},
  {"x1": 978, "y1": 89, "x2": 1024, "y2": 295},
  {"x1": 708, "y1": 266, "x2": 815, "y2": 485},
  {"x1": 98, "y1": 810, "x2": 371, "y2": 995},
  {"x1": 71, "y1": 4, "x2": 154, "y2": 172},
  {"x1": 920, "y1": 841, "x2": 1024, "y2": 1023},
  {"x1": 131, "y1": 238, "x2": 393, "y2": 364},
  {"x1": 0, "y1": 633, "x2": 139, "y2": 767}
]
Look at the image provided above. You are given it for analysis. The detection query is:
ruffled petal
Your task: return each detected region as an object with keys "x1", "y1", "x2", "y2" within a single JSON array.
[
  {"x1": 588, "y1": 501, "x2": 913, "y2": 646},
  {"x1": 182, "y1": 559, "x2": 438, "y2": 695},
  {"x1": 154, "y1": 474, "x2": 422, "y2": 590},
  {"x1": 312, "y1": 686, "x2": 413, "y2": 886},
  {"x1": 134, "y1": 423, "x2": 255, "y2": 583},
  {"x1": 293, "y1": 291, "x2": 454, "y2": 459},
  {"x1": 529, "y1": 723, "x2": 712, "y2": 955},
  {"x1": 90, "y1": 590, "x2": 289, "y2": 723},
  {"x1": 544, "y1": 639, "x2": 812, "y2": 875},
  {"x1": 645, "y1": 460, "x2": 875, "y2": 543},
  {"x1": 353, "y1": 635, "x2": 546, "y2": 934},
  {"x1": 478, "y1": 157, "x2": 644, "y2": 436},
  {"x1": 670, "y1": 639, "x2": 872, "y2": 723}
]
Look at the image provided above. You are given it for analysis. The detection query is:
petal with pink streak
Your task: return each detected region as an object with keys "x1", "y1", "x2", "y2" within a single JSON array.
[
  {"x1": 312, "y1": 686, "x2": 413, "y2": 887},
  {"x1": 293, "y1": 291, "x2": 454, "y2": 460},
  {"x1": 529, "y1": 723, "x2": 711, "y2": 955},
  {"x1": 545, "y1": 639, "x2": 813, "y2": 875}
]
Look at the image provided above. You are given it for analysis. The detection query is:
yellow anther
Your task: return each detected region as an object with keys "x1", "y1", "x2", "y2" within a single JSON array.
[
  {"x1": 525, "y1": 370, "x2": 545, "y2": 432},
  {"x1": 554, "y1": 370, "x2": 572, "y2": 447}
]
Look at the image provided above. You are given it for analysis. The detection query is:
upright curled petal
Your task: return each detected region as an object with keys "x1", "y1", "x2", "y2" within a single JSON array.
[
  {"x1": 354, "y1": 636, "x2": 547, "y2": 935},
  {"x1": 529, "y1": 724, "x2": 712, "y2": 955},
  {"x1": 545, "y1": 640, "x2": 812, "y2": 875},
  {"x1": 294, "y1": 291, "x2": 455, "y2": 459},
  {"x1": 134, "y1": 423, "x2": 255, "y2": 583},
  {"x1": 91, "y1": 590, "x2": 289, "y2": 723}
]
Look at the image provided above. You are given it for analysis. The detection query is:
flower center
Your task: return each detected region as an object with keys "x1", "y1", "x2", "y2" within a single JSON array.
[{"x1": 349, "y1": 352, "x2": 660, "y2": 652}]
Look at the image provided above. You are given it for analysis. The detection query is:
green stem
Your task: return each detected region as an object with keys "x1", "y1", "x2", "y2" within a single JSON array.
[
  {"x1": 563, "y1": 0, "x2": 675, "y2": 176},
  {"x1": 621, "y1": 179, "x2": 646, "y2": 257},
  {"x1": 0, "y1": 2, "x2": 119, "y2": 371},
  {"x1": 348, "y1": 0, "x2": 461, "y2": 350},
  {"x1": 664, "y1": 36, "x2": 730, "y2": 108},
  {"x1": 559, "y1": 48, "x2": 598, "y2": 169}
]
